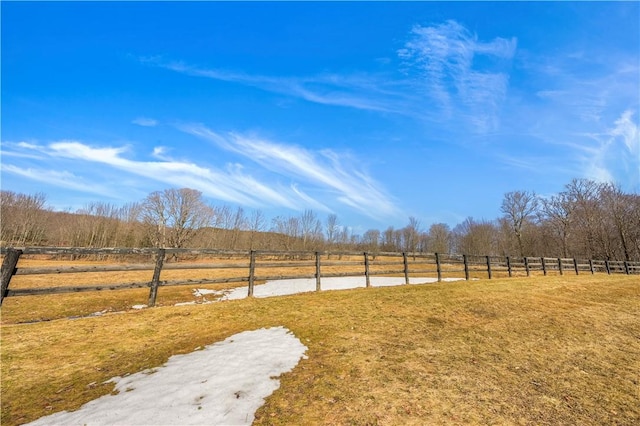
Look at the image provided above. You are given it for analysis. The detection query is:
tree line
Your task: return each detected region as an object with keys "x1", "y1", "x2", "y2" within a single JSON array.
[{"x1": 1, "y1": 178, "x2": 638, "y2": 261}]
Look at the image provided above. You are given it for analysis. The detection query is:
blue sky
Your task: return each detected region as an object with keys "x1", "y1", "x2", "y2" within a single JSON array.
[{"x1": 2, "y1": 1, "x2": 639, "y2": 233}]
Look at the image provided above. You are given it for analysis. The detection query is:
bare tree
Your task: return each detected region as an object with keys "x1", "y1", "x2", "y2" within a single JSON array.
[
  {"x1": 71, "y1": 202, "x2": 121, "y2": 248},
  {"x1": 628, "y1": 193, "x2": 640, "y2": 260},
  {"x1": 361, "y1": 229, "x2": 380, "y2": 254},
  {"x1": 427, "y1": 223, "x2": 451, "y2": 254},
  {"x1": 116, "y1": 202, "x2": 143, "y2": 247},
  {"x1": 564, "y1": 179, "x2": 603, "y2": 258},
  {"x1": 325, "y1": 214, "x2": 340, "y2": 252},
  {"x1": 381, "y1": 226, "x2": 396, "y2": 252},
  {"x1": 140, "y1": 188, "x2": 214, "y2": 249},
  {"x1": 402, "y1": 217, "x2": 422, "y2": 258},
  {"x1": 271, "y1": 215, "x2": 300, "y2": 251},
  {"x1": 337, "y1": 225, "x2": 353, "y2": 255},
  {"x1": 299, "y1": 210, "x2": 323, "y2": 250},
  {"x1": 247, "y1": 209, "x2": 266, "y2": 250},
  {"x1": 0, "y1": 191, "x2": 48, "y2": 245},
  {"x1": 599, "y1": 183, "x2": 637, "y2": 261},
  {"x1": 229, "y1": 207, "x2": 247, "y2": 250},
  {"x1": 213, "y1": 205, "x2": 234, "y2": 230},
  {"x1": 501, "y1": 191, "x2": 539, "y2": 257},
  {"x1": 453, "y1": 217, "x2": 498, "y2": 256},
  {"x1": 540, "y1": 192, "x2": 574, "y2": 257}
]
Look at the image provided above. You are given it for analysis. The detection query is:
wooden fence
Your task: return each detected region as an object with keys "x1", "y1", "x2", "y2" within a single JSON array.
[{"x1": 1, "y1": 247, "x2": 638, "y2": 307}]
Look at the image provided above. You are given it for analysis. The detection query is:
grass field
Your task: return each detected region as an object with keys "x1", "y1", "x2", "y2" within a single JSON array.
[{"x1": 1, "y1": 274, "x2": 639, "y2": 425}]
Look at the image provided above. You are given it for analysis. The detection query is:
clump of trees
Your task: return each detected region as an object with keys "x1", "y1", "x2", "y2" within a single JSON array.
[
  {"x1": 1, "y1": 178, "x2": 638, "y2": 261},
  {"x1": 473, "y1": 179, "x2": 639, "y2": 261}
]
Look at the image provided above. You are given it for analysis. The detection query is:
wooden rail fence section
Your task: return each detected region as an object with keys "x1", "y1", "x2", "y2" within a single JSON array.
[{"x1": 1, "y1": 247, "x2": 638, "y2": 307}]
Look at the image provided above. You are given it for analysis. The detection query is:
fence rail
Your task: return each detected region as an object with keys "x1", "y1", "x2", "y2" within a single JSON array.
[{"x1": 1, "y1": 247, "x2": 638, "y2": 307}]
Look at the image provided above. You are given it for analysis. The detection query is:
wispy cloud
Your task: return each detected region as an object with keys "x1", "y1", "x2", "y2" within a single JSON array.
[
  {"x1": 132, "y1": 117, "x2": 158, "y2": 127},
  {"x1": 526, "y1": 43, "x2": 639, "y2": 124},
  {"x1": 513, "y1": 47, "x2": 640, "y2": 189},
  {"x1": 398, "y1": 20, "x2": 517, "y2": 133},
  {"x1": 151, "y1": 146, "x2": 171, "y2": 160},
  {"x1": 585, "y1": 110, "x2": 640, "y2": 188},
  {"x1": 1, "y1": 164, "x2": 119, "y2": 197},
  {"x1": 46, "y1": 141, "x2": 295, "y2": 207},
  {"x1": 142, "y1": 20, "x2": 516, "y2": 135},
  {"x1": 3, "y1": 133, "x2": 400, "y2": 220},
  {"x1": 3, "y1": 140, "x2": 290, "y2": 207},
  {"x1": 499, "y1": 109, "x2": 640, "y2": 190},
  {"x1": 178, "y1": 123, "x2": 401, "y2": 219},
  {"x1": 612, "y1": 110, "x2": 640, "y2": 155},
  {"x1": 149, "y1": 59, "x2": 403, "y2": 114}
]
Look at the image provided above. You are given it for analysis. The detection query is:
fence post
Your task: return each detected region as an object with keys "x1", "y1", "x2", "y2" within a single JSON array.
[
  {"x1": 558, "y1": 258, "x2": 563, "y2": 275},
  {"x1": 506, "y1": 256, "x2": 512, "y2": 277},
  {"x1": 364, "y1": 252, "x2": 371, "y2": 288},
  {"x1": 315, "y1": 252, "x2": 321, "y2": 291},
  {"x1": 605, "y1": 260, "x2": 611, "y2": 275},
  {"x1": 541, "y1": 257, "x2": 547, "y2": 276},
  {"x1": 1, "y1": 248, "x2": 23, "y2": 306},
  {"x1": 589, "y1": 259, "x2": 594, "y2": 274},
  {"x1": 248, "y1": 250, "x2": 256, "y2": 297},
  {"x1": 403, "y1": 252, "x2": 410, "y2": 285},
  {"x1": 574, "y1": 258, "x2": 579, "y2": 275},
  {"x1": 624, "y1": 261, "x2": 630, "y2": 275},
  {"x1": 463, "y1": 255, "x2": 470, "y2": 281},
  {"x1": 524, "y1": 257, "x2": 530, "y2": 277},
  {"x1": 148, "y1": 248, "x2": 165, "y2": 307},
  {"x1": 435, "y1": 253, "x2": 442, "y2": 282},
  {"x1": 486, "y1": 256, "x2": 492, "y2": 279}
]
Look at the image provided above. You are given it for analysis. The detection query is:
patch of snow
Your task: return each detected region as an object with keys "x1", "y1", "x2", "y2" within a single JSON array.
[
  {"x1": 193, "y1": 288, "x2": 222, "y2": 297},
  {"x1": 213, "y1": 276, "x2": 465, "y2": 300},
  {"x1": 131, "y1": 304, "x2": 147, "y2": 310},
  {"x1": 25, "y1": 327, "x2": 307, "y2": 426},
  {"x1": 180, "y1": 276, "x2": 468, "y2": 306}
]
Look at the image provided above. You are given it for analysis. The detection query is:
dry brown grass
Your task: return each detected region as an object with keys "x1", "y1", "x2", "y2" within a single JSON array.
[
  {"x1": 2, "y1": 273, "x2": 639, "y2": 425},
  {"x1": 2, "y1": 256, "x2": 286, "y2": 324}
]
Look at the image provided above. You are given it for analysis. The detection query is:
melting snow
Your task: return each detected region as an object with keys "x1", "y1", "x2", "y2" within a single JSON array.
[
  {"x1": 211, "y1": 276, "x2": 465, "y2": 300},
  {"x1": 26, "y1": 327, "x2": 307, "y2": 426}
]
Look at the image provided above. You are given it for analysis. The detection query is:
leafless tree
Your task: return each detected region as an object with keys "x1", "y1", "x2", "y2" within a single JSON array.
[
  {"x1": 213, "y1": 205, "x2": 233, "y2": 230},
  {"x1": 501, "y1": 191, "x2": 539, "y2": 257},
  {"x1": 140, "y1": 188, "x2": 214, "y2": 249},
  {"x1": 453, "y1": 217, "x2": 498, "y2": 256},
  {"x1": 540, "y1": 192, "x2": 574, "y2": 257},
  {"x1": 361, "y1": 229, "x2": 381, "y2": 255},
  {"x1": 299, "y1": 210, "x2": 322, "y2": 250},
  {"x1": 381, "y1": 226, "x2": 396, "y2": 252},
  {"x1": 427, "y1": 223, "x2": 451, "y2": 254},
  {"x1": 247, "y1": 209, "x2": 266, "y2": 250},
  {"x1": 271, "y1": 215, "x2": 300, "y2": 251},
  {"x1": 228, "y1": 207, "x2": 247, "y2": 250},
  {"x1": 400, "y1": 217, "x2": 422, "y2": 258},
  {"x1": 0, "y1": 191, "x2": 48, "y2": 245},
  {"x1": 628, "y1": 194, "x2": 640, "y2": 260},
  {"x1": 599, "y1": 183, "x2": 638, "y2": 261},
  {"x1": 325, "y1": 214, "x2": 340, "y2": 252},
  {"x1": 116, "y1": 202, "x2": 143, "y2": 247},
  {"x1": 563, "y1": 179, "x2": 604, "y2": 258},
  {"x1": 337, "y1": 225, "x2": 353, "y2": 256},
  {"x1": 71, "y1": 202, "x2": 121, "y2": 248}
]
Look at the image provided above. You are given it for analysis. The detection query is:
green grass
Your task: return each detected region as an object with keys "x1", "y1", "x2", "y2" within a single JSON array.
[{"x1": 2, "y1": 274, "x2": 639, "y2": 425}]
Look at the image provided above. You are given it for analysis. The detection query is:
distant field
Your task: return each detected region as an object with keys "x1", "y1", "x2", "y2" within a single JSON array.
[{"x1": 2, "y1": 274, "x2": 639, "y2": 425}]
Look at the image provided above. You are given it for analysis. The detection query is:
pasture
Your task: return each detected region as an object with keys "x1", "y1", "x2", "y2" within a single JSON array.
[{"x1": 1, "y1": 272, "x2": 638, "y2": 425}]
